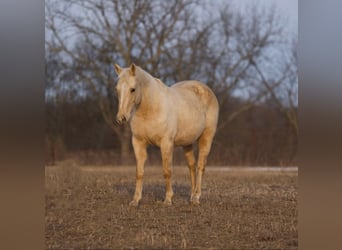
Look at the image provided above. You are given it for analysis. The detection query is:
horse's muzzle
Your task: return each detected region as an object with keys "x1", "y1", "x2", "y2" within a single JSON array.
[{"x1": 116, "y1": 114, "x2": 127, "y2": 125}]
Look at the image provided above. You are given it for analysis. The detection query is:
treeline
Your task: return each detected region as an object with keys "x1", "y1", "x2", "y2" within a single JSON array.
[
  {"x1": 45, "y1": 0, "x2": 297, "y2": 166},
  {"x1": 45, "y1": 94, "x2": 297, "y2": 166}
]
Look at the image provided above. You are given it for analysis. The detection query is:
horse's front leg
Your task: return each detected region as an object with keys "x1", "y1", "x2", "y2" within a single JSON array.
[
  {"x1": 160, "y1": 139, "x2": 174, "y2": 206},
  {"x1": 130, "y1": 136, "x2": 147, "y2": 207}
]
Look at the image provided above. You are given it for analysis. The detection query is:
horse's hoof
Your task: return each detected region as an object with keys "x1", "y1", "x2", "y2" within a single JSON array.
[
  {"x1": 163, "y1": 200, "x2": 172, "y2": 206},
  {"x1": 129, "y1": 200, "x2": 139, "y2": 207},
  {"x1": 190, "y1": 201, "x2": 200, "y2": 206},
  {"x1": 190, "y1": 197, "x2": 200, "y2": 206}
]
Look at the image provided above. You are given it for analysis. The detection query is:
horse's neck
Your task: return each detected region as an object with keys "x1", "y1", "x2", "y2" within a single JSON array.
[
  {"x1": 137, "y1": 68, "x2": 166, "y2": 93},
  {"x1": 136, "y1": 69, "x2": 155, "y2": 87},
  {"x1": 136, "y1": 68, "x2": 166, "y2": 115}
]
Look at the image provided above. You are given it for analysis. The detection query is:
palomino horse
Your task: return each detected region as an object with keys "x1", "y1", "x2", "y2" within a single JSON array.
[{"x1": 114, "y1": 63, "x2": 219, "y2": 206}]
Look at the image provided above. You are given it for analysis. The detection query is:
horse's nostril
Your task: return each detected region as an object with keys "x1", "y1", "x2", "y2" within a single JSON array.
[
  {"x1": 116, "y1": 116, "x2": 122, "y2": 124},
  {"x1": 116, "y1": 115, "x2": 127, "y2": 125}
]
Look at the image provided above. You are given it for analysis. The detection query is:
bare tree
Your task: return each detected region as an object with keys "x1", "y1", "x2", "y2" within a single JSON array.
[
  {"x1": 45, "y1": 0, "x2": 298, "y2": 165},
  {"x1": 243, "y1": 35, "x2": 298, "y2": 162},
  {"x1": 45, "y1": 49, "x2": 69, "y2": 164},
  {"x1": 46, "y1": 0, "x2": 207, "y2": 163},
  {"x1": 196, "y1": 3, "x2": 287, "y2": 131}
]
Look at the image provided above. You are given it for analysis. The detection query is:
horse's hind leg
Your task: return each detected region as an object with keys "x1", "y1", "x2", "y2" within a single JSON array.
[
  {"x1": 192, "y1": 128, "x2": 215, "y2": 205},
  {"x1": 183, "y1": 144, "x2": 196, "y2": 202}
]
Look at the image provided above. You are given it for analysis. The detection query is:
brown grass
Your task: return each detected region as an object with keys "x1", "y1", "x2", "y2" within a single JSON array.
[{"x1": 45, "y1": 163, "x2": 298, "y2": 249}]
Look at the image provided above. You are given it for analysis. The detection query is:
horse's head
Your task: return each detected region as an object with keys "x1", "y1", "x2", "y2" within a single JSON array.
[{"x1": 114, "y1": 63, "x2": 141, "y2": 125}]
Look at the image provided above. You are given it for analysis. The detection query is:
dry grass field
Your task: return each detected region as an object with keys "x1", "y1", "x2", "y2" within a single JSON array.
[{"x1": 45, "y1": 163, "x2": 298, "y2": 249}]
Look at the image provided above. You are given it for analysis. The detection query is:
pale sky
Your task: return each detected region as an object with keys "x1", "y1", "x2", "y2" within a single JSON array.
[{"x1": 233, "y1": 0, "x2": 298, "y2": 35}]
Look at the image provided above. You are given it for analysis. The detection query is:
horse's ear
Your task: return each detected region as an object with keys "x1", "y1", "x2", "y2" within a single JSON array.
[
  {"x1": 113, "y1": 63, "x2": 122, "y2": 75},
  {"x1": 130, "y1": 63, "x2": 136, "y2": 76}
]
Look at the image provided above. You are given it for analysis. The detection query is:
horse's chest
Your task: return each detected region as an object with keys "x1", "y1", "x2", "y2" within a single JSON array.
[{"x1": 130, "y1": 117, "x2": 172, "y2": 146}]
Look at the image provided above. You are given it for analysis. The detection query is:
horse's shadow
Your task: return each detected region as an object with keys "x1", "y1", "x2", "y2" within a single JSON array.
[{"x1": 113, "y1": 182, "x2": 190, "y2": 202}]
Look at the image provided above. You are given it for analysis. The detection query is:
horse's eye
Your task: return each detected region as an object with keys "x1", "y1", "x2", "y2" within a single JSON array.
[{"x1": 130, "y1": 88, "x2": 135, "y2": 93}]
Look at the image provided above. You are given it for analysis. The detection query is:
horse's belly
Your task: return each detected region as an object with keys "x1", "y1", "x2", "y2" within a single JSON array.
[{"x1": 174, "y1": 119, "x2": 205, "y2": 146}]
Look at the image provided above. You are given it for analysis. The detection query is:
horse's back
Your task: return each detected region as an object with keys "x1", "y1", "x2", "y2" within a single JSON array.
[
  {"x1": 172, "y1": 81, "x2": 217, "y2": 106},
  {"x1": 171, "y1": 81, "x2": 218, "y2": 116}
]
